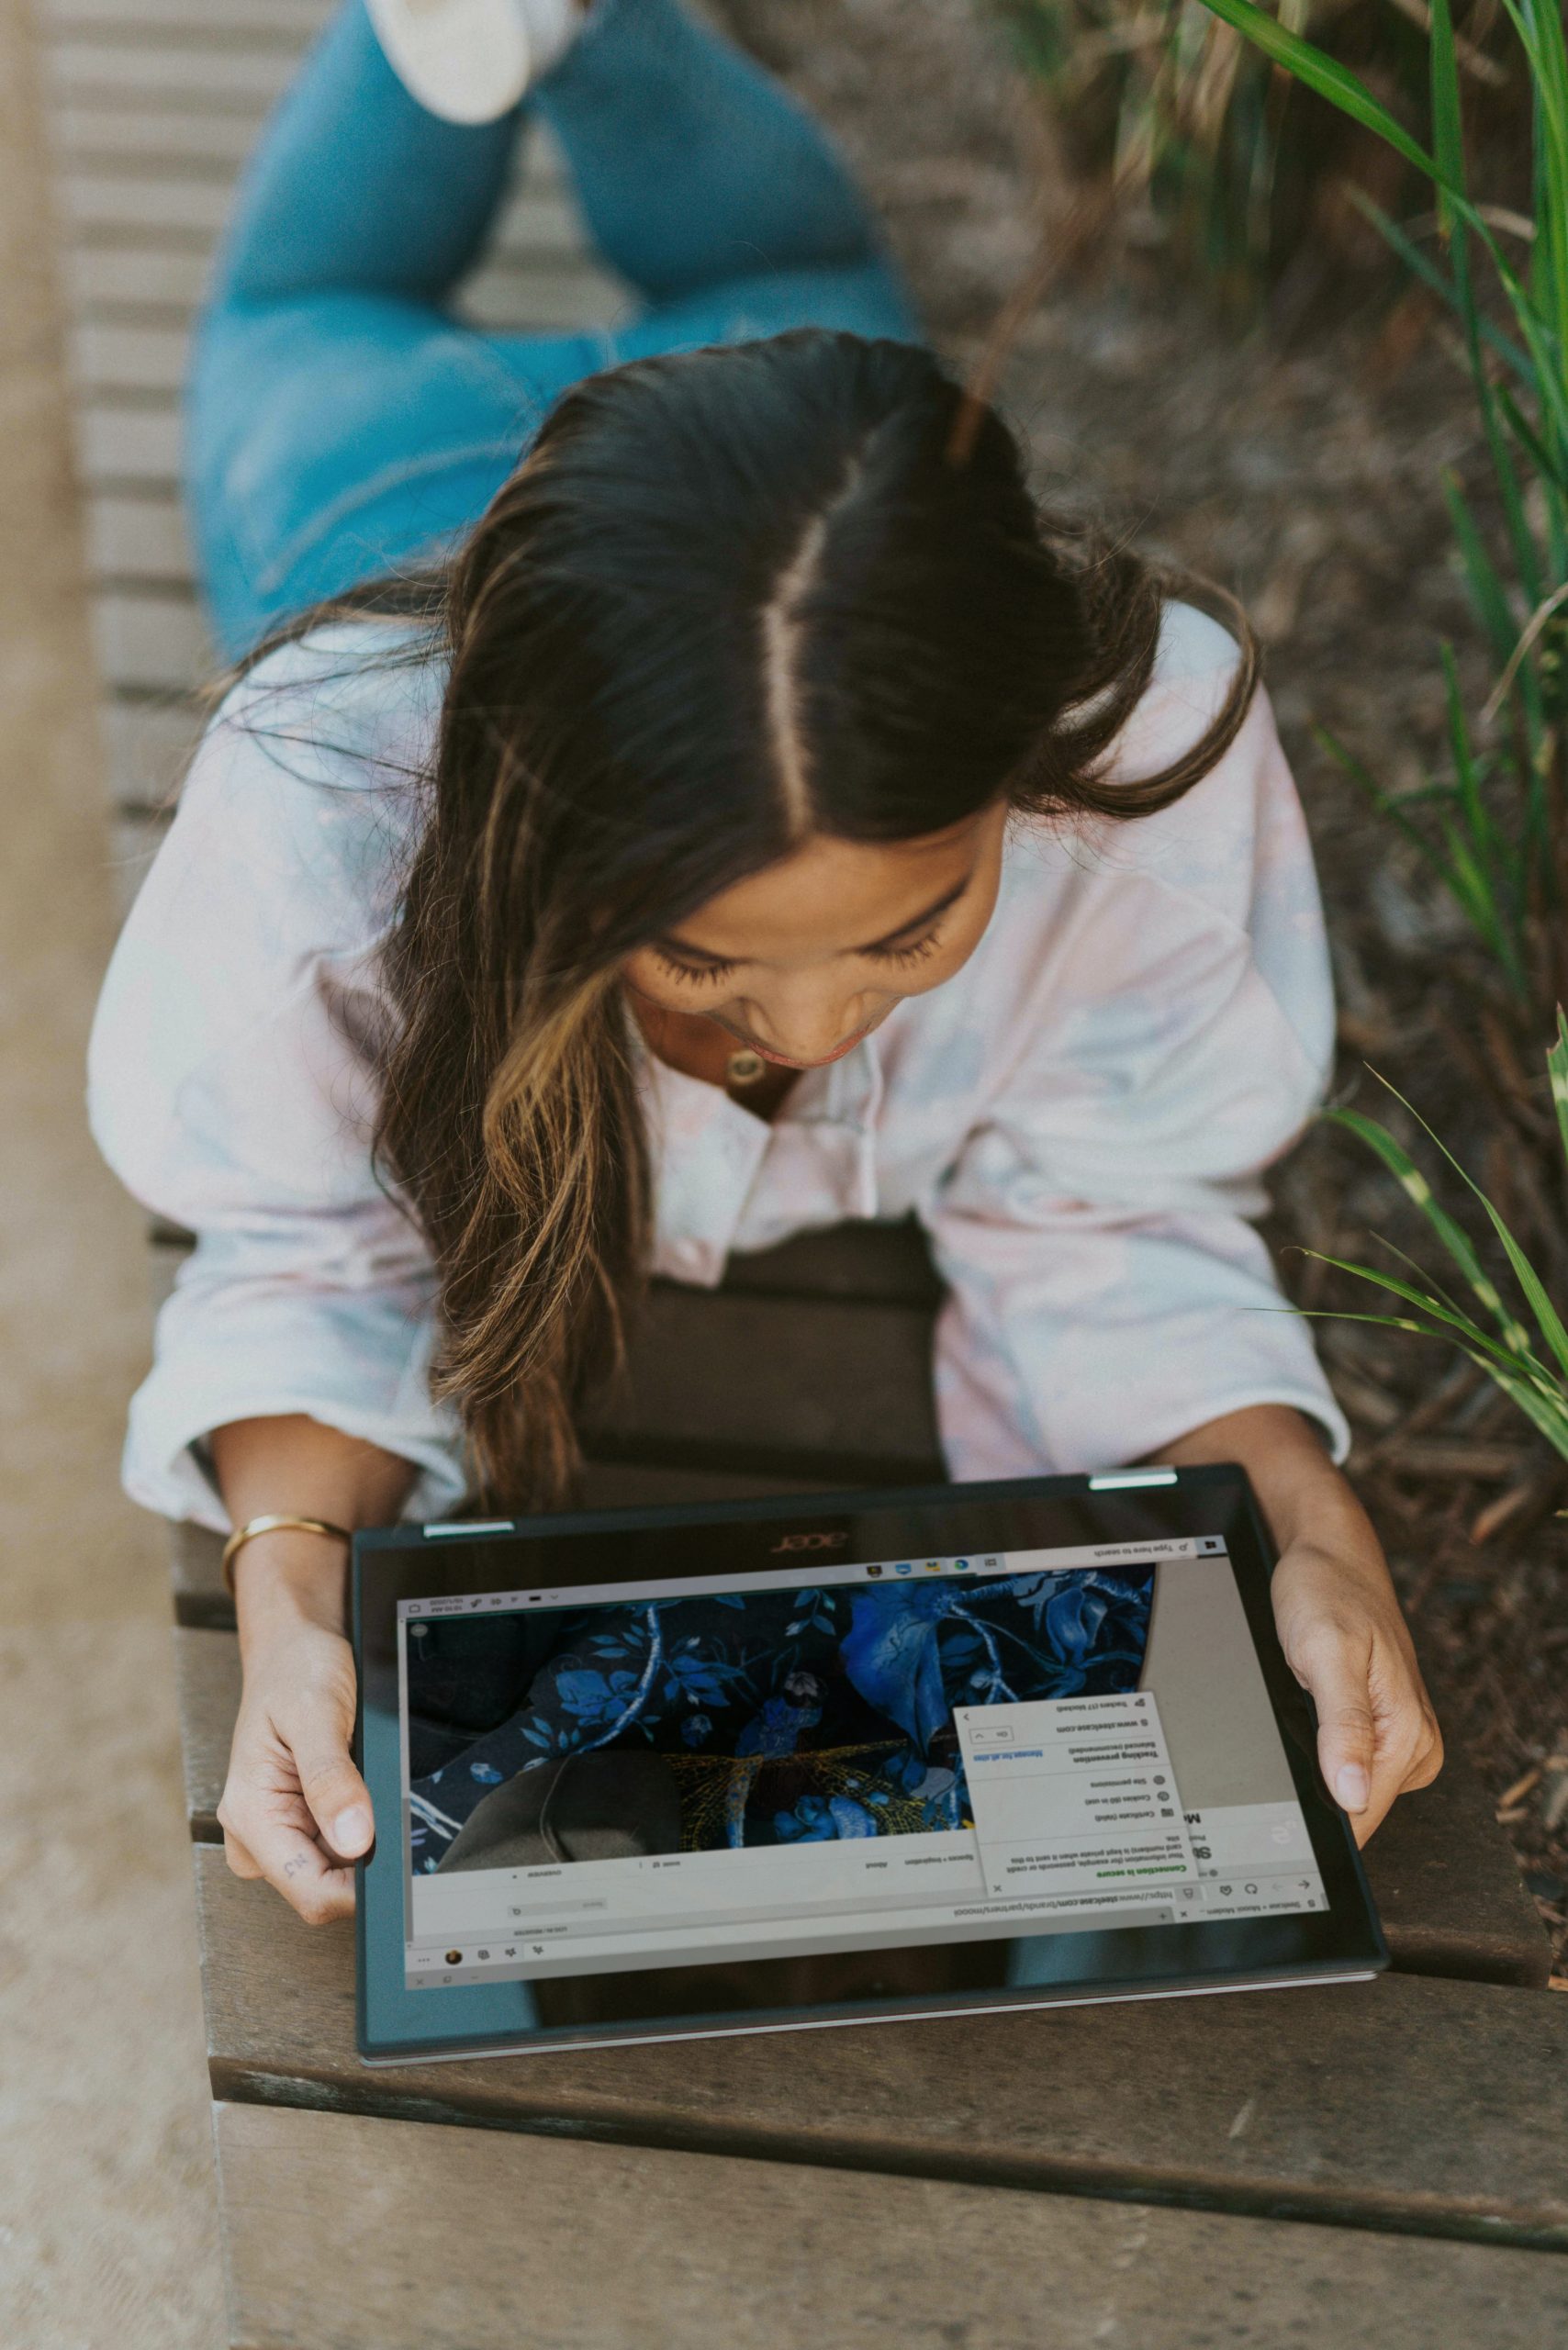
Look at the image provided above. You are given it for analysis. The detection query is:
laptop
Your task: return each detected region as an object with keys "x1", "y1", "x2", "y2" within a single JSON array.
[{"x1": 354, "y1": 1465, "x2": 1385, "y2": 2063}]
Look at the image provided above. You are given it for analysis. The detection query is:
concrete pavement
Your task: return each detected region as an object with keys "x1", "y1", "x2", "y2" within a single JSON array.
[{"x1": 0, "y1": 2, "x2": 225, "y2": 2340}]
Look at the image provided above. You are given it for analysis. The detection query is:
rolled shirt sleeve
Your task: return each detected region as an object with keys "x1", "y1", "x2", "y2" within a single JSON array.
[
  {"x1": 86, "y1": 635, "x2": 467, "y2": 1528},
  {"x1": 921, "y1": 652, "x2": 1350, "y2": 1481}
]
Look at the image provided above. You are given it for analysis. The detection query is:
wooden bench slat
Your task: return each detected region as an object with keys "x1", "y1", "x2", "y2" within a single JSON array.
[
  {"x1": 63, "y1": 244, "x2": 622, "y2": 341},
  {"x1": 63, "y1": 242, "x2": 210, "y2": 314},
  {"x1": 86, "y1": 488, "x2": 192, "y2": 585},
  {"x1": 214, "y1": 2098, "x2": 1568, "y2": 2350},
  {"x1": 170, "y1": 1620, "x2": 1550, "y2": 1986},
  {"x1": 101, "y1": 696, "x2": 204, "y2": 809},
  {"x1": 48, "y1": 95, "x2": 570, "y2": 180},
  {"x1": 582, "y1": 1285, "x2": 944, "y2": 1481},
  {"x1": 460, "y1": 258, "x2": 627, "y2": 330},
  {"x1": 73, "y1": 321, "x2": 189, "y2": 396},
  {"x1": 93, "y1": 587, "x2": 209, "y2": 691},
  {"x1": 87, "y1": 490, "x2": 193, "y2": 587},
  {"x1": 47, "y1": 41, "x2": 300, "y2": 106},
  {"x1": 78, "y1": 400, "x2": 181, "y2": 487},
  {"x1": 51, "y1": 100, "x2": 297, "y2": 171},
  {"x1": 110, "y1": 804, "x2": 172, "y2": 920},
  {"x1": 192, "y1": 1850, "x2": 1568, "y2": 2246},
  {"x1": 723, "y1": 1218, "x2": 943, "y2": 1305},
  {"x1": 41, "y1": 0, "x2": 330, "y2": 39},
  {"x1": 58, "y1": 168, "x2": 585, "y2": 264}
]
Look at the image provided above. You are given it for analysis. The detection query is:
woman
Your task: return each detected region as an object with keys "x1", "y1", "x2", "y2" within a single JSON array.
[{"x1": 89, "y1": 0, "x2": 1440, "y2": 1928}]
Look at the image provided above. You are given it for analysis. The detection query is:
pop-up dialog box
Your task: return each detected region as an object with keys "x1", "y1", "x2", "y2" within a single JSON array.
[{"x1": 955, "y1": 1692, "x2": 1200, "y2": 1902}]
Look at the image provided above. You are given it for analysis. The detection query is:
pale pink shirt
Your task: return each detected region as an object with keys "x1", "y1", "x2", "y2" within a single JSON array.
[{"x1": 88, "y1": 604, "x2": 1350, "y2": 1529}]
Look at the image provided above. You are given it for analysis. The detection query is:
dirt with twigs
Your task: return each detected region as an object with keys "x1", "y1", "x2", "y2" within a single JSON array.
[{"x1": 719, "y1": 0, "x2": 1568, "y2": 1969}]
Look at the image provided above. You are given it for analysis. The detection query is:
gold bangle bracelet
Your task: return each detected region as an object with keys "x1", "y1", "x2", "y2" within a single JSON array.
[{"x1": 219, "y1": 1512, "x2": 352, "y2": 1595}]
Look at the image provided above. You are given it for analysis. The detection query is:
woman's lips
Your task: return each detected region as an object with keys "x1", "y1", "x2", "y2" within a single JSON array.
[{"x1": 742, "y1": 1025, "x2": 875, "y2": 1070}]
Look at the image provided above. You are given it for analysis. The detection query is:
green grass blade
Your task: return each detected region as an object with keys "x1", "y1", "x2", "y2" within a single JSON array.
[
  {"x1": 1442, "y1": 471, "x2": 1529, "y2": 667},
  {"x1": 1495, "y1": 381, "x2": 1568, "y2": 500},
  {"x1": 1325, "y1": 1103, "x2": 1540, "y2": 1350},
  {"x1": 1297, "y1": 1245, "x2": 1555, "y2": 1384},
  {"x1": 1549, "y1": 1005, "x2": 1568, "y2": 1169},
  {"x1": 1462, "y1": 1347, "x2": 1568, "y2": 1456},
  {"x1": 1198, "y1": 0, "x2": 1568, "y2": 455},
  {"x1": 1193, "y1": 0, "x2": 1438, "y2": 176},
  {"x1": 1367, "y1": 1074, "x2": 1568, "y2": 1379},
  {"x1": 1350, "y1": 193, "x2": 1534, "y2": 384}
]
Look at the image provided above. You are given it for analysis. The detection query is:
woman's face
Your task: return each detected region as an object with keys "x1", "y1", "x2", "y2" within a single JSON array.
[{"x1": 622, "y1": 800, "x2": 1010, "y2": 1070}]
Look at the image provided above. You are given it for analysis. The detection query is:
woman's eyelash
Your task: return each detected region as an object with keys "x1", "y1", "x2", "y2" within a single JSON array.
[
  {"x1": 655, "y1": 948, "x2": 735, "y2": 983},
  {"x1": 867, "y1": 927, "x2": 942, "y2": 968},
  {"x1": 654, "y1": 928, "x2": 942, "y2": 982}
]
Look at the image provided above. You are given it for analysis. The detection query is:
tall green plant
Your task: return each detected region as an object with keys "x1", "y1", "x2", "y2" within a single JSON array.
[
  {"x1": 1195, "y1": 0, "x2": 1568, "y2": 1013},
  {"x1": 992, "y1": 0, "x2": 1505, "y2": 292},
  {"x1": 1302, "y1": 1016, "x2": 1568, "y2": 1459}
]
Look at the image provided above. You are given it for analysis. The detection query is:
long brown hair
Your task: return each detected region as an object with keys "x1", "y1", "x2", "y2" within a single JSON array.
[{"x1": 266, "y1": 331, "x2": 1257, "y2": 1507}]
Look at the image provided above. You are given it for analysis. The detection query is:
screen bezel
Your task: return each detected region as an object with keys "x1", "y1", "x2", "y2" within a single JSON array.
[{"x1": 355, "y1": 1468, "x2": 1386, "y2": 2064}]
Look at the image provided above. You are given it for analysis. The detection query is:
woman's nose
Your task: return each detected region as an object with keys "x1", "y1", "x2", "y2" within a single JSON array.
[{"x1": 747, "y1": 982, "x2": 870, "y2": 1063}]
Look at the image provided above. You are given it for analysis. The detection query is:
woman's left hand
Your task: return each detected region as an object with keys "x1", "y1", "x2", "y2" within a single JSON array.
[
  {"x1": 1268, "y1": 1526, "x2": 1443, "y2": 1844},
  {"x1": 1154, "y1": 1403, "x2": 1443, "y2": 1844}
]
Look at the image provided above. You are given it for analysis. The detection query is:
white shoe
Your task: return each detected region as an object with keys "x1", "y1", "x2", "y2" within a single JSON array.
[{"x1": 366, "y1": 0, "x2": 588, "y2": 126}]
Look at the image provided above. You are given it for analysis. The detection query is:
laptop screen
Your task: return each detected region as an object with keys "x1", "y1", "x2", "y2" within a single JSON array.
[{"x1": 396, "y1": 1531, "x2": 1327, "y2": 1993}]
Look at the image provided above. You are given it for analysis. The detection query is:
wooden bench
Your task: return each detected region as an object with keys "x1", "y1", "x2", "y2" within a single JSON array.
[
  {"x1": 39, "y1": 0, "x2": 1566, "y2": 2336},
  {"x1": 153, "y1": 1223, "x2": 1568, "y2": 2345}
]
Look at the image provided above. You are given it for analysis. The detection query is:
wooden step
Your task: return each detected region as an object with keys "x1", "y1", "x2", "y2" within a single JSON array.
[
  {"x1": 213, "y1": 2098, "x2": 1568, "y2": 2350},
  {"x1": 192, "y1": 1851, "x2": 1567, "y2": 2247},
  {"x1": 171, "y1": 1622, "x2": 1551, "y2": 1988}
]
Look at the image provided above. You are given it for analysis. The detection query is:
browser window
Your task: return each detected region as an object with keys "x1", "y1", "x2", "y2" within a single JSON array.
[{"x1": 398, "y1": 1536, "x2": 1327, "y2": 1989}]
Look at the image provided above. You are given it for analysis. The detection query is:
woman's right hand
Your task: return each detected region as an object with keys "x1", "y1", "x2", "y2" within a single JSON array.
[
  {"x1": 218, "y1": 1574, "x2": 373, "y2": 1925},
  {"x1": 208, "y1": 1414, "x2": 417, "y2": 1921}
]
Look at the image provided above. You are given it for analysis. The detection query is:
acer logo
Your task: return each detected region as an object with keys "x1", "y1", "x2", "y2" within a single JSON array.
[{"x1": 770, "y1": 1531, "x2": 848, "y2": 1553}]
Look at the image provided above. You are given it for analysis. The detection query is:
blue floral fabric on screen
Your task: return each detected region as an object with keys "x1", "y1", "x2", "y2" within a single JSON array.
[{"x1": 408, "y1": 1568, "x2": 1154, "y2": 1872}]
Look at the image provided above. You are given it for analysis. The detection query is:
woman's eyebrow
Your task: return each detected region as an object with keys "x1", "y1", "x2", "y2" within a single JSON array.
[{"x1": 658, "y1": 872, "x2": 974, "y2": 965}]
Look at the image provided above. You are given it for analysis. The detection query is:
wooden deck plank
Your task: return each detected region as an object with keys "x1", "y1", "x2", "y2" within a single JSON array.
[
  {"x1": 64, "y1": 241, "x2": 622, "y2": 339},
  {"x1": 192, "y1": 1852, "x2": 1568, "y2": 2247},
  {"x1": 49, "y1": 97, "x2": 569, "y2": 184},
  {"x1": 62, "y1": 242, "x2": 212, "y2": 314},
  {"x1": 57, "y1": 169, "x2": 584, "y2": 264},
  {"x1": 109, "y1": 804, "x2": 172, "y2": 919},
  {"x1": 722, "y1": 1218, "x2": 943, "y2": 1305},
  {"x1": 45, "y1": 39, "x2": 299, "y2": 108},
  {"x1": 460, "y1": 257, "x2": 627, "y2": 330},
  {"x1": 85, "y1": 489, "x2": 192, "y2": 585},
  {"x1": 51, "y1": 101, "x2": 295, "y2": 171},
  {"x1": 100, "y1": 697, "x2": 205, "y2": 808},
  {"x1": 72, "y1": 321, "x2": 189, "y2": 397},
  {"x1": 215, "y1": 2099, "x2": 1568, "y2": 2350},
  {"x1": 41, "y1": 0, "x2": 330, "y2": 38},
  {"x1": 169, "y1": 1619, "x2": 1551, "y2": 1986},
  {"x1": 93, "y1": 588, "x2": 209, "y2": 691},
  {"x1": 580, "y1": 1286, "x2": 944, "y2": 1482},
  {"x1": 61, "y1": 225, "x2": 618, "y2": 341},
  {"x1": 77, "y1": 400, "x2": 181, "y2": 487}
]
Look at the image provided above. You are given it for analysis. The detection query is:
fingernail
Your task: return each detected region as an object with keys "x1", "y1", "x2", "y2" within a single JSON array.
[
  {"x1": 1335, "y1": 1765, "x2": 1370, "y2": 1813},
  {"x1": 332, "y1": 1805, "x2": 372, "y2": 1852}
]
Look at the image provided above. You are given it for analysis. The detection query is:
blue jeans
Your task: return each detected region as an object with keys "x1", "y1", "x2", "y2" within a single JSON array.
[{"x1": 187, "y1": 0, "x2": 920, "y2": 658}]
